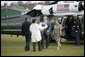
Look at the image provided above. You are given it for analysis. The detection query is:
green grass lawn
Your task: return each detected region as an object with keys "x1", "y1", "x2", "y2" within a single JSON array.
[{"x1": 1, "y1": 34, "x2": 84, "y2": 56}]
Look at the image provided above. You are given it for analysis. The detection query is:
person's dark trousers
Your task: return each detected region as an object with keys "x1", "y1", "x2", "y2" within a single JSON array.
[
  {"x1": 45, "y1": 35, "x2": 49, "y2": 48},
  {"x1": 38, "y1": 41, "x2": 42, "y2": 51},
  {"x1": 48, "y1": 30, "x2": 52, "y2": 43},
  {"x1": 44, "y1": 33, "x2": 49, "y2": 48},
  {"x1": 25, "y1": 34, "x2": 31, "y2": 51},
  {"x1": 33, "y1": 41, "x2": 42, "y2": 52},
  {"x1": 75, "y1": 32, "x2": 80, "y2": 46},
  {"x1": 33, "y1": 42, "x2": 36, "y2": 52},
  {"x1": 41, "y1": 31, "x2": 45, "y2": 49},
  {"x1": 25, "y1": 41, "x2": 30, "y2": 51}
]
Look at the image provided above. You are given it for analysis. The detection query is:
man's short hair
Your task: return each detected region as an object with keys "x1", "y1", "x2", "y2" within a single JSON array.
[
  {"x1": 32, "y1": 19, "x2": 36, "y2": 23},
  {"x1": 25, "y1": 17, "x2": 28, "y2": 21}
]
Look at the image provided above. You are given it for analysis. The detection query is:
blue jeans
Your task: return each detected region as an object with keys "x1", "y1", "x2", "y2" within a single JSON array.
[
  {"x1": 41, "y1": 31, "x2": 45, "y2": 49},
  {"x1": 74, "y1": 32, "x2": 80, "y2": 45}
]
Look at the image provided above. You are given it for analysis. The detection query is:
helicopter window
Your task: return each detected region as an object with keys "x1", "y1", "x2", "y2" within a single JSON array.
[{"x1": 62, "y1": 17, "x2": 67, "y2": 27}]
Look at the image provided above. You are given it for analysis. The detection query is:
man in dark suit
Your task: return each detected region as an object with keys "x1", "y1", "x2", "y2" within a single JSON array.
[
  {"x1": 21, "y1": 17, "x2": 31, "y2": 51},
  {"x1": 44, "y1": 18, "x2": 52, "y2": 48},
  {"x1": 72, "y1": 16, "x2": 81, "y2": 46}
]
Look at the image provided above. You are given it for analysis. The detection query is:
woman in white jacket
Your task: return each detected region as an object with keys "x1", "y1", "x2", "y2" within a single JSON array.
[{"x1": 30, "y1": 19, "x2": 47, "y2": 52}]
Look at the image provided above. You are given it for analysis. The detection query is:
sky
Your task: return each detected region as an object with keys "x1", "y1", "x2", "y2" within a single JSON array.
[{"x1": 1, "y1": 1, "x2": 45, "y2": 6}]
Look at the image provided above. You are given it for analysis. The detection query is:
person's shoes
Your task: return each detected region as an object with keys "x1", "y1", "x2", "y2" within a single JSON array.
[
  {"x1": 39, "y1": 49, "x2": 42, "y2": 51},
  {"x1": 25, "y1": 50, "x2": 28, "y2": 51},
  {"x1": 33, "y1": 50, "x2": 36, "y2": 52},
  {"x1": 25, "y1": 51, "x2": 29, "y2": 54},
  {"x1": 75, "y1": 42, "x2": 80, "y2": 46},
  {"x1": 76, "y1": 44, "x2": 80, "y2": 46},
  {"x1": 57, "y1": 47, "x2": 60, "y2": 50},
  {"x1": 25, "y1": 49, "x2": 30, "y2": 51},
  {"x1": 57, "y1": 44, "x2": 62, "y2": 50}
]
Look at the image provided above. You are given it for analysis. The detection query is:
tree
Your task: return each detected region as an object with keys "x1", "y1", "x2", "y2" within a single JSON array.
[
  {"x1": 4, "y1": 3, "x2": 7, "y2": 8},
  {"x1": 10, "y1": 2, "x2": 18, "y2": 6},
  {"x1": 17, "y1": 1, "x2": 23, "y2": 6},
  {"x1": 26, "y1": 1, "x2": 31, "y2": 4},
  {"x1": 45, "y1": 1, "x2": 50, "y2": 4}
]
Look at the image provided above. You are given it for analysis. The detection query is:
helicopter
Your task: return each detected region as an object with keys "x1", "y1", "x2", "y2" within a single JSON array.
[{"x1": 1, "y1": 1, "x2": 84, "y2": 39}]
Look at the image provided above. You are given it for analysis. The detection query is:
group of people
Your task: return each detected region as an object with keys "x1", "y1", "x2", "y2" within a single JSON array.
[
  {"x1": 21, "y1": 15, "x2": 81, "y2": 52},
  {"x1": 21, "y1": 16, "x2": 62, "y2": 52}
]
